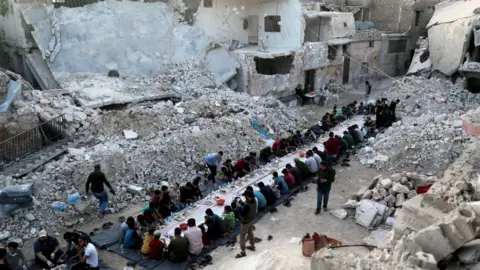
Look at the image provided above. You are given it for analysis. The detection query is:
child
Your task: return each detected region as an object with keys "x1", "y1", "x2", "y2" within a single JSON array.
[
  {"x1": 124, "y1": 222, "x2": 143, "y2": 250},
  {"x1": 141, "y1": 228, "x2": 155, "y2": 255},
  {"x1": 170, "y1": 183, "x2": 185, "y2": 212},
  {"x1": 6, "y1": 242, "x2": 26, "y2": 270},
  {"x1": 148, "y1": 233, "x2": 165, "y2": 260},
  {"x1": 198, "y1": 225, "x2": 211, "y2": 248},
  {"x1": 222, "y1": 205, "x2": 236, "y2": 232}
]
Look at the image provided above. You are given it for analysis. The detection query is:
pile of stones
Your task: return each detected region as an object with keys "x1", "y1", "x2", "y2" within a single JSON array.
[
  {"x1": 0, "y1": 63, "x2": 308, "y2": 243},
  {"x1": 351, "y1": 172, "x2": 438, "y2": 211},
  {"x1": 370, "y1": 113, "x2": 468, "y2": 176}
]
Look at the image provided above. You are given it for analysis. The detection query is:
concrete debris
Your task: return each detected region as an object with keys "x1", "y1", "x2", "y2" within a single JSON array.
[
  {"x1": 351, "y1": 172, "x2": 435, "y2": 214},
  {"x1": 123, "y1": 130, "x2": 138, "y2": 140},
  {"x1": 330, "y1": 209, "x2": 347, "y2": 220},
  {"x1": 362, "y1": 229, "x2": 390, "y2": 248},
  {"x1": 0, "y1": 62, "x2": 307, "y2": 243},
  {"x1": 357, "y1": 76, "x2": 478, "y2": 176},
  {"x1": 456, "y1": 239, "x2": 480, "y2": 264}
]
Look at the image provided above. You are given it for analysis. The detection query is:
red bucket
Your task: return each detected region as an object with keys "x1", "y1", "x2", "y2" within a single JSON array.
[{"x1": 417, "y1": 185, "x2": 432, "y2": 194}]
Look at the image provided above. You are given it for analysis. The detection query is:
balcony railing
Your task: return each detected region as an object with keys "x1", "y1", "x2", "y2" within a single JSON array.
[{"x1": 0, "y1": 114, "x2": 66, "y2": 166}]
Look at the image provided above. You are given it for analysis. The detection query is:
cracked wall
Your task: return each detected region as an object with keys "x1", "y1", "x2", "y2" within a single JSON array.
[
  {"x1": 348, "y1": 40, "x2": 382, "y2": 83},
  {"x1": 26, "y1": 0, "x2": 213, "y2": 78}
]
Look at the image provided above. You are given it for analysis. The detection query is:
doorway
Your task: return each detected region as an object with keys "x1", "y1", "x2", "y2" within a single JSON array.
[
  {"x1": 343, "y1": 57, "x2": 350, "y2": 84},
  {"x1": 305, "y1": 70, "x2": 315, "y2": 91},
  {"x1": 248, "y1": 15, "x2": 259, "y2": 45}
]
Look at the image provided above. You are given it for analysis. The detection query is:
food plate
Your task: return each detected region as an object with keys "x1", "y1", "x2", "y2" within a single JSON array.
[
  {"x1": 173, "y1": 215, "x2": 183, "y2": 221},
  {"x1": 183, "y1": 211, "x2": 190, "y2": 217},
  {"x1": 219, "y1": 189, "x2": 227, "y2": 193}
]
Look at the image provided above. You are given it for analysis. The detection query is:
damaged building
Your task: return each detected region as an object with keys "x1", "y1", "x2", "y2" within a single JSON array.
[
  {"x1": 195, "y1": 0, "x2": 438, "y2": 98},
  {"x1": 424, "y1": 0, "x2": 480, "y2": 92}
]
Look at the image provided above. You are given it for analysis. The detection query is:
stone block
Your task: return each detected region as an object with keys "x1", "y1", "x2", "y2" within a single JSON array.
[
  {"x1": 127, "y1": 185, "x2": 144, "y2": 196},
  {"x1": 413, "y1": 226, "x2": 454, "y2": 261},
  {"x1": 406, "y1": 252, "x2": 437, "y2": 270},
  {"x1": 330, "y1": 209, "x2": 347, "y2": 220},
  {"x1": 123, "y1": 130, "x2": 138, "y2": 140}
]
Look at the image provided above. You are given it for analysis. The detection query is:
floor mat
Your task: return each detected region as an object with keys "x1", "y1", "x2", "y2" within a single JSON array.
[
  {"x1": 91, "y1": 226, "x2": 123, "y2": 249},
  {"x1": 107, "y1": 242, "x2": 144, "y2": 262}
]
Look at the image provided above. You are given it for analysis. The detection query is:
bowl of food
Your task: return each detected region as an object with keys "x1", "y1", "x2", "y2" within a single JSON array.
[
  {"x1": 216, "y1": 197, "x2": 226, "y2": 205},
  {"x1": 179, "y1": 223, "x2": 188, "y2": 231},
  {"x1": 299, "y1": 151, "x2": 306, "y2": 158}
]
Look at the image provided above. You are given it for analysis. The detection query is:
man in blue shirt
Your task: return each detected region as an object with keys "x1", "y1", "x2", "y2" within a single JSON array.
[
  {"x1": 246, "y1": 186, "x2": 266, "y2": 209},
  {"x1": 204, "y1": 151, "x2": 223, "y2": 183},
  {"x1": 272, "y1": 171, "x2": 289, "y2": 194}
]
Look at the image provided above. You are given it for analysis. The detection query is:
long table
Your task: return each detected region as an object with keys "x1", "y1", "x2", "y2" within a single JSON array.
[{"x1": 159, "y1": 116, "x2": 365, "y2": 241}]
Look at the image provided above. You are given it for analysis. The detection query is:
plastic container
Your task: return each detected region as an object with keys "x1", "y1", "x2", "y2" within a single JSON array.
[
  {"x1": 51, "y1": 201, "x2": 68, "y2": 211},
  {"x1": 67, "y1": 193, "x2": 81, "y2": 205}
]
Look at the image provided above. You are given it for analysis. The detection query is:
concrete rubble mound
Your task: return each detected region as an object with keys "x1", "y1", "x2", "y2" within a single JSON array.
[
  {"x1": 350, "y1": 172, "x2": 437, "y2": 213},
  {"x1": 0, "y1": 63, "x2": 307, "y2": 244},
  {"x1": 382, "y1": 76, "x2": 478, "y2": 117},
  {"x1": 314, "y1": 139, "x2": 480, "y2": 270}
]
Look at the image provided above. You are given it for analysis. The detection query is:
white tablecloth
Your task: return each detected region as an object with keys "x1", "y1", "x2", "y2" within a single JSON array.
[{"x1": 159, "y1": 116, "x2": 365, "y2": 241}]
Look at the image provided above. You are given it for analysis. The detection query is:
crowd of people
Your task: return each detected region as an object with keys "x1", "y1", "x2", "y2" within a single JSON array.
[{"x1": 1, "y1": 85, "x2": 402, "y2": 269}]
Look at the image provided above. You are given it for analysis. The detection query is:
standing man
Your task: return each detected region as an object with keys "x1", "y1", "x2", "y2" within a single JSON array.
[
  {"x1": 73, "y1": 235, "x2": 98, "y2": 270},
  {"x1": 365, "y1": 81, "x2": 372, "y2": 104},
  {"x1": 204, "y1": 151, "x2": 223, "y2": 183},
  {"x1": 235, "y1": 191, "x2": 258, "y2": 259},
  {"x1": 86, "y1": 164, "x2": 115, "y2": 216},
  {"x1": 33, "y1": 230, "x2": 62, "y2": 269},
  {"x1": 390, "y1": 99, "x2": 400, "y2": 123},
  {"x1": 323, "y1": 132, "x2": 341, "y2": 168},
  {"x1": 315, "y1": 162, "x2": 335, "y2": 215}
]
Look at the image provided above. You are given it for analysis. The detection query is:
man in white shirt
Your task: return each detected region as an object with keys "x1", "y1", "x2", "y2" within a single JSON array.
[
  {"x1": 76, "y1": 235, "x2": 98, "y2": 270},
  {"x1": 184, "y1": 218, "x2": 203, "y2": 256},
  {"x1": 311, "y1": 150, "x2": 322, "y2": 168},
  {"x1": 305, "y1": 151, "x2": 318, "y2": 175}
]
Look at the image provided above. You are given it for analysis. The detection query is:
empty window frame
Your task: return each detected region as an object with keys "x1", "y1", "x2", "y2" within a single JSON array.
[
  {"x1": 388, "y1": 39, "x2": 407, "y2": 54},
  {"x1": 265, "y1": 16, "x2": 281, "y2": 32},
  {"x1": 204, "y1": 0, "x2": 212, "y2": 8}
]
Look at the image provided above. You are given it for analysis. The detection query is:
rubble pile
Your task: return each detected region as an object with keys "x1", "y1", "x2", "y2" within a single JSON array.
[
  {"x1": 382, "y1": 76, "x2": 478, "y2": 117},
  {"x1": 313, "y1": 202, "x2": 480, "y2": 270},
  {"x1": 0, "y1": 62, "x2": 308, "y2": 243},
  {"x1": 351, "y1": 172, "x2": 437, "y2": 211},
  {"x1": 359, "y1": 112, "x2": 468, "y2": 176},
  {"x1": 464, "y1": 107, "x2": 480, "y2": 125},
  {"x1": 7, "y1": 88, "x2": 97, "y2": 135}
]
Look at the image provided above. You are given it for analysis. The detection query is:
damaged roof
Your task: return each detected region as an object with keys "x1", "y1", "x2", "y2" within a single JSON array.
[
  {"x1": 427, "y1": 0, "x2": 480, "y2": 76},
  {"x1": 427, "y1": 0, "x2": 480, "y2": 29}
]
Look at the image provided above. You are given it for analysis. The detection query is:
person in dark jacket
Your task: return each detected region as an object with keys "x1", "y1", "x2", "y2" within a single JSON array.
[
  {"x1": 204, "y1": 209, "x2": 226, "y2": 240},
  {"x1": 285, "y1": 164, "x2": 303, "y2": 184},
  {"x1": 315, "y1": 162, "x2": 335, "y2": 215},
  {"x1": 257, "y1": 181, "x2": 276, "y2": 206},
  {"x1": 294, "y1": 158, "x2": 311, "y2": 179},
  {"x1": 235, "y1": 191, "x2": 258, "y2": 259},
  {"x1": 343, "y1": 131, "x2": 355, "y2": 149},
  {"x1": 179, "y1": 182, "x2": 195, "y2": 204},
  {"x1": 86, "y1": 164, "x2": 115, "y2": 216}
]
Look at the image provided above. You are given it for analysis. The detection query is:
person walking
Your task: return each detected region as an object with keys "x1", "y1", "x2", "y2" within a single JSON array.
[
  {"x1": 365, "y1": 81, "x2": 372, "y2": 104},
  {"x1": 86, "y1": 164, "x2": 115, "y2": 216},
  {"x1": 315, "y1": 162, "x2": 335, "y2": 215},
  {"x1": 204, "y1": 151, "x2": 223, "y2": 183},
  {"x1": 235, "y1": 191, "x2": 257, "y2": 259}
]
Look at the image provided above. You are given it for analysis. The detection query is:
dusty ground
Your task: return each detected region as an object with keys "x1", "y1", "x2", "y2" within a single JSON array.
[
  {"x1": 203, "y1": 160, "x2": 386, "y2": 270},
  {"x1": 20, "y1": 78, "x2": 393, "y2": 269}
]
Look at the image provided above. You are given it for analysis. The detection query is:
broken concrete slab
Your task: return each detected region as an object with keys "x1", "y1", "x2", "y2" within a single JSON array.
[
  {"x1": 362, "y1": 228, "x2": 390, "y2": 247},
  {"x1": 127, "y1": 185, "x2": 144, "y2": 196},
  {"x1": 330, "y1": 209, "x2": 347, "y2": 220},
  {"x1": 123, "y1": 130, "x2": 138, "y2": 140},
  {"x1": 456, "y1": 239, "x2": 480, "y2": 264}
]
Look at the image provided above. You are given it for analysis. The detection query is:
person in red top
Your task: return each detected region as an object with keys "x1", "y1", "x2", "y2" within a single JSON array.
[
  {"x1": 271, "y1": 140, "x2": 281, "y2": 151},
  {"x1": 281, "y1": 169, "x2": 296, "y2": 187},
  {"x1": 234, "y1": 156, "x2": 251, "y2": 179},
  {"x1": 148, "y1": 233, "x2": 165, "y2": 260},
  {"x1": 199, "y1": 225, "x2": 211, "y2": 247},
  {"x1": 323, "y1": 132, "x2": 341, "y2": 168}
]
